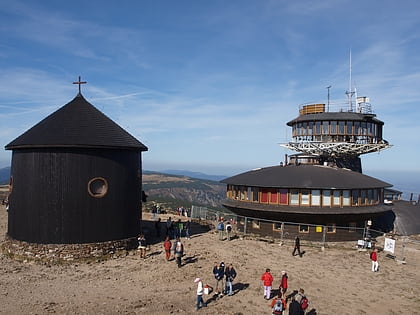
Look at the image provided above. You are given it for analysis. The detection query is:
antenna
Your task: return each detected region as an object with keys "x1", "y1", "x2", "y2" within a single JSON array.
[
  {"x1": 345, "y1": 50, "x2": 355, "y2": 111},
  {"x1": 326, "y1": 85, "x2": 332, "y2": 112}
]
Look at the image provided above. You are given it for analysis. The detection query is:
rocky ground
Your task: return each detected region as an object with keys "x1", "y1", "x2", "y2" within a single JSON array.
[{"x1": 0, "y1": 203, "x2": 419, "y2": 315}]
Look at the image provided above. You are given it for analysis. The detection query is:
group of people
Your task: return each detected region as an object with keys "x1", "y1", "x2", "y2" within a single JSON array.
[
  {"x1": 165, "y1": 217, "x2": 191, "y2": 240},
  {"x1": 216, "y1": 219, "x2": 233, "y2": 241},
  {"x1": 212, "y1": 261, "x2": 237, "y2": 297},
  {"x1": 261, "y1": 268, "x2": 310, "y2": 315},
  {"x1": 163, "y1": 236, "x2": 184, "y2": 267},
  {"x1": 193, "y1": 261, "x2": 237, "y2": 310}
]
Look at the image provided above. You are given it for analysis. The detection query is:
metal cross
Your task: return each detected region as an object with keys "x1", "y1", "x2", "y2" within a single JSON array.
[{"x1": 72, "y1": 76, "x2": 87, "y2": 93}]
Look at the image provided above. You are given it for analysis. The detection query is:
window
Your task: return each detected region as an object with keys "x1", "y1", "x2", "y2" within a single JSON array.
[
  {"x1": 354, "y1": 121, "x2": 361, "y2": 135},
  {"x1": 261, "y1": 189, "x2": 269, "y2": 203},
  {"x1": 338, "y1": 121, "x2": 345, "y2": 134},
  {"x1": 240, "y1": 186, "x2": 245, "y2": 200},
  {"x1": 360, "y1": 190, "x2": 367, "y2": 205},
  {"x1": 299, "y1": 225, "x2": 309, "y2": 233},
  {"x1": 373, "y1": 189, "x2": 379, "y2": 203},
  {"x1": 88, "y1": 177, "x2": 108, "y2": 198},
  {"x1": 330, "y1": 121, "x2": 337, "y2": 134},
  {"x1": 247, "y1": 187, "x2": 252, "y2": 201},
  {"x1": 352, "y1": 190, "x2": 359, "y2": 206},
  {"x1": 333, "y1": 190, "x2": 341, "y2": 206},
  {"x1": 301, "y1": 189, "x2": 310, "y2": 206},
  {"x1": 315, "y1": 121, "x2": 321, "y2": 134},
  {"x1": 253, "y1": 187, "x2": 259, "y2": 202},
  {"x1": 290, "y1": 189, "x2": 299, "y2": 205},
  {"x1": 273, "y1": 223, "x2": 282, "y2": 232},
  {"x1": 322, "y1": 190, "x2": 331, "y2": 206},
  {"x1": 342, "y1": 190, "x2": 351, "y2": 206},
  {"x1": 322, "y1": 122, "x2": 329, "y2": 134},
  {"x1": 302, "y1": 122, "x2": 308, "y2": 135},
  {"x1": 252, "y1": 220, "x2": 260, "y2": 229},
  {"x1": 279, "y1": 189, "x2": 288, "y2": 205},
  {"x1": 367, "y1": 189, "x2": 373, "y2": 205},
  {"x1": 346, "y1": 121, "x2": 353, "y2": 134},
  {"x1": 269, "y1": 188, "x2": 278, "y2": 204},
  {"x1": 327, "y1": 224, "x2": 336, "y2": 233},
  {"x1": 311, "y1": 190, "x2": 321, "y2": 205},
  {"x1": 297, "y1": 123, "x2": 302, "y2": 135}
]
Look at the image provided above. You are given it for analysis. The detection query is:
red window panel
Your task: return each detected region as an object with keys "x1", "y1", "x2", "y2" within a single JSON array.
[
  {"x1": 261, "y1": 189, "x2": 269, "y2": 203},
  {"x1": 269, "y1": 189, "x2": 278, "y2": 203}
]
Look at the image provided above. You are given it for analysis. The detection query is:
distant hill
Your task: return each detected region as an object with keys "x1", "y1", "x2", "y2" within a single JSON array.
[
  {"x1": 159, "y1": 169, "x2": 227, "y2": 182},
  {"x1": 0, "y1": 167, "x2": 10, "y2": 185},
  {"x1": 142, "y1": 170, "x2": 226, "y2": 211}
]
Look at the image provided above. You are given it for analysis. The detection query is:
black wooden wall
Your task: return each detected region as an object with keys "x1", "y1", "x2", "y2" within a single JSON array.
[{"x1": 8, "y1": 148, "x2": 142, "y2": 244}]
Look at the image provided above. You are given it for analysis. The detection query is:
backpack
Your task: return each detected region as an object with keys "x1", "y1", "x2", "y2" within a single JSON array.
[
  {"x1": 300, "y1": 296, "x2": 309, "y2": 310},
  {"x1": 227, "y1": 225, "x2": 232, "y2": 232},
  {"x1": 272, "y1": 300, "x2": 283, "y2": 314},
  {"x1": 175, "y1": 242, "x2": 182, "y2": 252},
  {"x1": 217, "y1": 222, "x2": 224, "y2": 231}
]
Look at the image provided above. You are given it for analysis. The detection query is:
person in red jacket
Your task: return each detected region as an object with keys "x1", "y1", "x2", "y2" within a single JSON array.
[
  {"x1": 261, "y1": 268, "x2": 274, "y2": 300},
  {"x1": 370, "y1": 248, "x2": 379, "y2": 272},
  {"x1": 279, "y1": 271, "x2": 288, "y2": 296},
  {"x1": 163, "y1": 236, "x2": 172, "y2": 261}
]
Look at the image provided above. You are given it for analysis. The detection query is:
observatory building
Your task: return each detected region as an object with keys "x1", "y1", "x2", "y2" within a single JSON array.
[
  {"x1": 5, "y1": 82, "x2": 148, "y2": 247},
  {"x1": 221, "y1": 95, "x2": 393, "y2": 241}
]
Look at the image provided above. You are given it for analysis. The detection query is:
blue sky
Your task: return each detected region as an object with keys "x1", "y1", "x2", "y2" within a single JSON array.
[{"x1": 1, "y1": 1, "x2": 420, "y2": 185}]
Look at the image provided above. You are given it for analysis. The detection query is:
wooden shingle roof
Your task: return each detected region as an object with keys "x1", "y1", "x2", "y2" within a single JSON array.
[
  {"x1": 5, "y1": 93, "x2": 148, "y2": 151},
  {"x1": 221, "y1": 164, "x2": 391, "y2": 189}
]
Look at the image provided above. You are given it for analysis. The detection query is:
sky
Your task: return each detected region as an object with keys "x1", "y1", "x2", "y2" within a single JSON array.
[{"x1": 1, "y1": 0, "x2": 420, "y2": 191}]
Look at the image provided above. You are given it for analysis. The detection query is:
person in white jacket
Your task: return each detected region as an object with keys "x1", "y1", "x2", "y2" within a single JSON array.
[{"x1": 194, "y1": 278, "x2": 207, "y2": 310}]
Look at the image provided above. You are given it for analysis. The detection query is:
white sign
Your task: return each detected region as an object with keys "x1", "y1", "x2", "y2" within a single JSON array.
[{"x1": 384, "y1": 238, "x2": 395, "y2": 254}]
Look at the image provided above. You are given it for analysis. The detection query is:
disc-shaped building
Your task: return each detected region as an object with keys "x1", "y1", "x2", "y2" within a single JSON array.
[
  {"x1": 5, "y1": 91, "x2": 148, "y2": 245},
  {"x1": 221, "y1": 98, "x2": 393, "y2": 241}
]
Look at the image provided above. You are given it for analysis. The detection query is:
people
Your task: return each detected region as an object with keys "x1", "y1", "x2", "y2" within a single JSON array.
[
  {"x1": 154, "y1": 217, "x2": 161, "y2": 237},
  {"x1": 295, "y1": 288, "x2": 309, "y2": 311},
  {"x1": 213, "y1": 262, "x2": 225, "y2": 295},
  {"x1": 279, "y1": 271, "x2": 288, "y2": 296},
  {"x1": 261, "y1": 268, "x2": 274, "y2": 300},
  {"x1": 370, "y1": 248, "x2": 379, "y2": 272},
  {"x1": 292, "y1": 236, "x2": 302, "y2": 257},
  {"x1": 194, "y1": 277, "x2": 207, "y2": 310},
  {"x1": 225, "y1": 221, "x2": 232, "y2": 241},
  {"x1": 137, "y1": 234, "x2": 147, "y2": 259},
  {"x1": 185, "y1": 219, "x2": 191, "y2": 239},
  {"x1": 224, "y1": 264, "x2": 237, "y2": 296},
  {"x1": 166, "y1": 217, "x2": 172, "y2": 238},
  {"x1": 217, "y1": 220, "x2": 224, "y2": 240},
  {"x1": 163, "y1": 236, "x2": 172, "y2": 261},
  {"x1": 270, "y1": 292, "x2": 286, "y2": 315},
  {"x1": 288, "y1": 296, "x2": 303, "y2": 315},
  {"x1": 173, "y1": 237, "x2": 184, "y2": 267}
]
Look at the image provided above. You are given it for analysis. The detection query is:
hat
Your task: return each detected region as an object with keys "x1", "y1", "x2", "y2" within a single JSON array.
[{"x1": 194, "y1": 278, "x2": 201, "y2": 283}]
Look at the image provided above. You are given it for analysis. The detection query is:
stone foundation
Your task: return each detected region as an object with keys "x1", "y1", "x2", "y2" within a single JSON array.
[{"x1": 0, "y1": 235, "x2": 138, "y2": 263}]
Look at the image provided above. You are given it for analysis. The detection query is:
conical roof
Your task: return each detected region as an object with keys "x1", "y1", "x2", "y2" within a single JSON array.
[{"x1": 5, "y1": 93, "x2": 148, "y2": 151}]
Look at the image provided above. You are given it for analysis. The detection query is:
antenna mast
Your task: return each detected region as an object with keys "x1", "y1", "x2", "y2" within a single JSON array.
[{"x1": 345, "y1": 50, "x2": 355, "y2": 111}]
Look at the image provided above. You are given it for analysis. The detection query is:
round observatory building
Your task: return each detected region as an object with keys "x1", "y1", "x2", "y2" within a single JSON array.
[{"x1": 221, "y1": 97, "x2": 393, "y2": 241}]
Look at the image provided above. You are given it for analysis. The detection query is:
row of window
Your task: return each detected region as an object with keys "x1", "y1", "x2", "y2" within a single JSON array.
[
  {"x1": 227, "y1": 186, "x2": 382, "y2": 207},
  {"x1": 240, "y1": 219, "x2": 358, "y2": 233},
  {"x1": 292, "y1": 121, "x2": 382, "y2": 138}
]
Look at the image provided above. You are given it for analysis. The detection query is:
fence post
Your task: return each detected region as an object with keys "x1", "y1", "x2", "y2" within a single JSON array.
[
  {"x1": 280, "y1": 222, "x2": 285, "y2": 245},
  {"x1": 322, "y1": 226, "x2": 326, "y2": 251},
  {"x1": 244, "y1": 217, "x2": 247, "y2": 236}
]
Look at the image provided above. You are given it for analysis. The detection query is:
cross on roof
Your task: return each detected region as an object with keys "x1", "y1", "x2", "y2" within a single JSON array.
[{"x1": 72, "y1": 76, "x2": 87, "y2": 94}]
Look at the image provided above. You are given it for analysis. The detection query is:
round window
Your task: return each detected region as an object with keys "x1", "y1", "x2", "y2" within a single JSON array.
[{"x1": 88, "y1": 177, "x2": 108, "y2": 198}]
